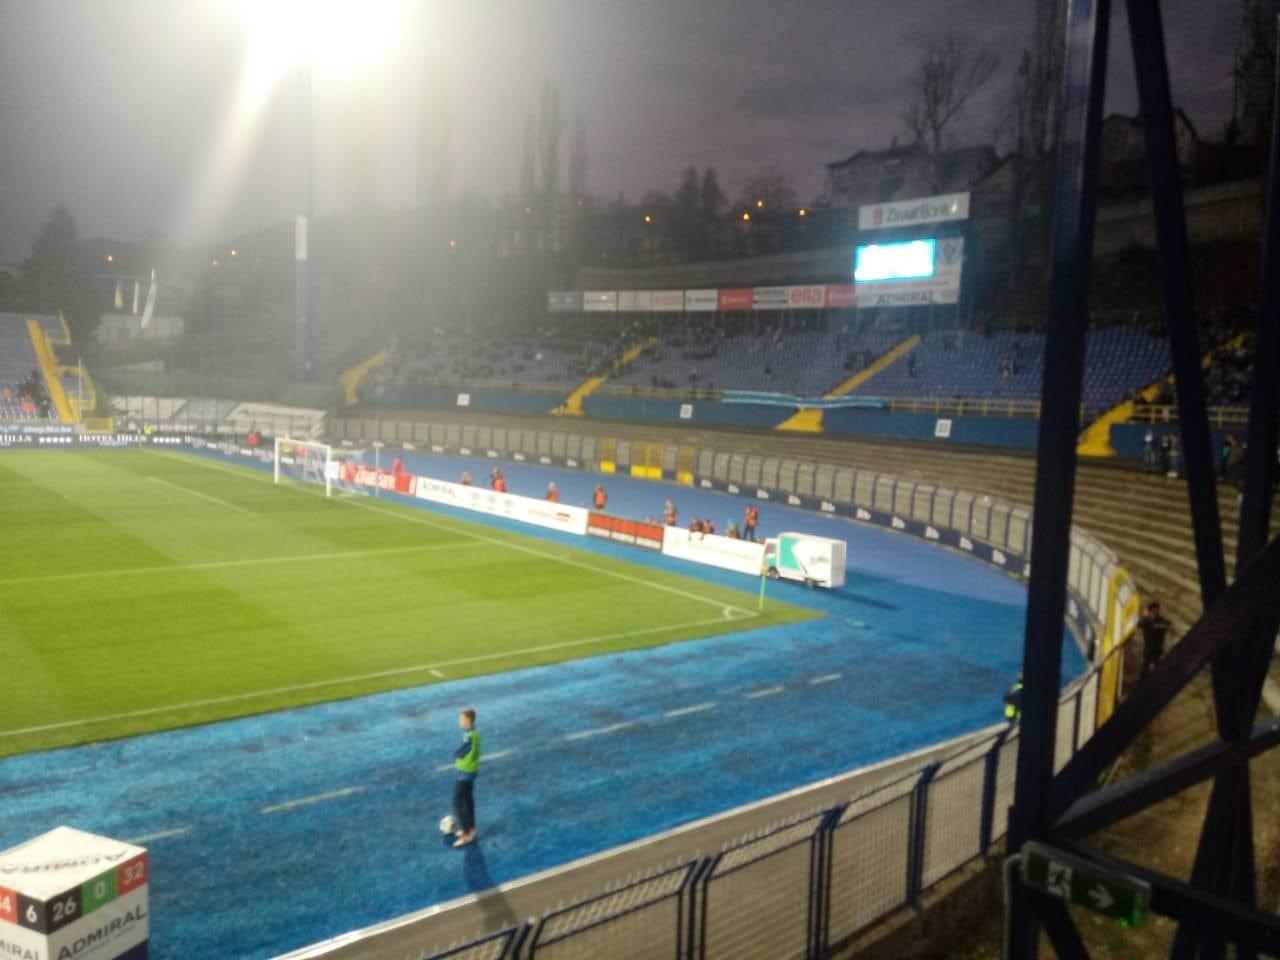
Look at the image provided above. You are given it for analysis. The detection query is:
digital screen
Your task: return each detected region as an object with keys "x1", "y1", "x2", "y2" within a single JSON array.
[{"x1": 853, "y1": 239, "x2": 937, "y2": 283}]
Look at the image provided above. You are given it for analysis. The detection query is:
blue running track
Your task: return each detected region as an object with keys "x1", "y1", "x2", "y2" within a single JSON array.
[{"x1": 0, "y1": 448, "x2": 1084, "y2": 958}]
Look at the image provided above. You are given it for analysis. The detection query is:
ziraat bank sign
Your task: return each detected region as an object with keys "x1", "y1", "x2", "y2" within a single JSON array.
[{"x1": 858, "y1": 192, "x2": 970, "y2": 231}]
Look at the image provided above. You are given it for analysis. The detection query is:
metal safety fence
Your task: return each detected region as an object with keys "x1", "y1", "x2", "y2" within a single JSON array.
[{"x1": 295, "y1": 647, "x2": 1122, "y2": 960}]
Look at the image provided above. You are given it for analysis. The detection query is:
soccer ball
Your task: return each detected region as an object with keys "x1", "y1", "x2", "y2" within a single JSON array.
[{"x1": 439, "y1": 814, "x2": 459, "y2": 835}]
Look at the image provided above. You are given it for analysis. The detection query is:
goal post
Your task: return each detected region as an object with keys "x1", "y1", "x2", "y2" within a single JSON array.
[{"x1": 273, "y1": 436, "x2": 336, "y2": 496}]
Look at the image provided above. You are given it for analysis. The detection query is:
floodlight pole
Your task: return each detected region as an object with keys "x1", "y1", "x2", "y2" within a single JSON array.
[{"x1": 294, "y1": 57, "x2": 313, "y2": 382}]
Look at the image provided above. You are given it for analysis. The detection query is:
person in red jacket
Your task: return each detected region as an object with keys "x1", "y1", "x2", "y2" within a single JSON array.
[
  {"x1": 593, "y1": 484, "x2": 607, "y2": 510},
  {"x1": 547, "y1": 482, "x2": 559, "y2": 502},
  {"x1": 744, "y1": 504, "x2": 760, "y2": 541},
  {"x1": 392, "y1": 455, "x2": 404, "y2": 476}
]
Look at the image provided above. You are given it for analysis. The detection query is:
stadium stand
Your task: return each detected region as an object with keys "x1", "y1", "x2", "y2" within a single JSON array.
[
  {"x1": 0, "y1": 313, "x2": 51, "y2": 421},
  {"x1": 610, "y1": 320, "x2": 904, "y2": 394},
  {"x1": 389, "y1": 319, "x2": 624, "y2": 387},
  {"x1": 863, "y1": 325, "x2": 1172, "y2": 413}
]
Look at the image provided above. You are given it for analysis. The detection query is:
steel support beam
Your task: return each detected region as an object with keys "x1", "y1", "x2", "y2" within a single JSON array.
[
  {"x1": 1054, "y1": 715, "x2": 1280, "y2": 839},
  {"x1": 1049, "y1": 531, "x2": 1280, "y2": 818},
  {"x1": 1006, "y1": 0, "x2": 1112, "y2": 956}
]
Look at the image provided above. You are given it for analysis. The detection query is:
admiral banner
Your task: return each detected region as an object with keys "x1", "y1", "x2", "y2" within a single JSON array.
[
  {"x1": 547, "y1": 291, "x2": 583, "y2": 312},
  {"x1": 617, "y1": 290, "x2": 652, "y2": 311},
  {"x1": 751, "y1": 286, "x2": 789, "y2": 310},
  {"x1": 0, "y1": 827, "x2": 149, "y2": 960},
  {"x1": 415, "y1": 476, "x2": 589, "y2": 535},
  {"x1": 856, "y1": 236, "x2": 965, "y2": 308},
  {"x1": 651, "y1": 290, "x2": 685, "y2": 312},
  {"x1": 684, "y1": 289, "x2": 719, "y2": 312},
  {"x1": 786, "y1": 285, "x2": 827, "y2": 309},
  {"x1": 858, "y1": 191, "x2": 970, "y2": 231},
  {"x1": 582, "y1": 291, "x2": 618, "y2": 312}
]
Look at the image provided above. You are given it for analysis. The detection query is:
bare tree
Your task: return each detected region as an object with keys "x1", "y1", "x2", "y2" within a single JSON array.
[
  {"x1": 519, "y1": 110, "x2": 536, "y2": 200},
  {"x1": 538, "y1": 83, "x2": 563, "y2": 202},
  {"x1": 735, "y1": 165, "x2": 797, "y2": 214},
  {"x1": 568, "y1": 113, "x2": 589, "y2": 205},
  {"x1": 1237, "y1": 0, "x2": 1276, "y2": 151},
  {"x1": 901, "y1": 34, "x2": 1000, "y2": 191},
  {"x1": 415, "y1": 64, "x2": 453, "y2": 211}
]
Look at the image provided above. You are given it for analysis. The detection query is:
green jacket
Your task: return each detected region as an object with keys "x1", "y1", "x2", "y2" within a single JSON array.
[{"x1": 454, "y1": 729, "x2": 482, "y2": 779}]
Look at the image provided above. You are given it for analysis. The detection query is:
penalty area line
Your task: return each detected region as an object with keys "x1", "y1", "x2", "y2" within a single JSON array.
[
  {"x1": 157, "y1": 451, "x2": 761, "y2": 620},
  {"x1": 0, "y1": 616, "x2": 737, "y2": 739}
]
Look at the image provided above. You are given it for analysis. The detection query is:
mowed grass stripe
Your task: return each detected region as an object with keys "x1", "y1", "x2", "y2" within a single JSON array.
[{"x1": 0, "y1": 450, "x2": 815, "y2": 756}]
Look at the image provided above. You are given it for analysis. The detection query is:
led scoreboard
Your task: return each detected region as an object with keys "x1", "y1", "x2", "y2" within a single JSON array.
[{"x1": 851, "y1": 236, "x2": 965, "y2": 308}]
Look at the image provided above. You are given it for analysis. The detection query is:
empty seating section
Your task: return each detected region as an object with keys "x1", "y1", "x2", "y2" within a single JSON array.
[
  {"x1": 611, "y1": 327, "x2": 903, "y2": 395},
  {"x1": 389, "y1": 321, "x2": 621, "y2": 387},
  {"x1": 0, "y1": 313, "x2": 48, "y2": 421},
  {"x1": 865, "y1": 327, "x2": 1172, "y2": 413}
]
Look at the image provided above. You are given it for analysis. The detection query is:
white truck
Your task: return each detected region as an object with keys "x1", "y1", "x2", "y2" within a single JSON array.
[{"x1": 763, "y1": 532, "x2": 847, "y2": 589}]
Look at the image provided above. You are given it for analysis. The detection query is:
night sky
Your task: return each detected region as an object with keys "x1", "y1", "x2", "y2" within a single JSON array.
[{"x1": 0, "y1": 0, "x2": 1238, "y2": 260}]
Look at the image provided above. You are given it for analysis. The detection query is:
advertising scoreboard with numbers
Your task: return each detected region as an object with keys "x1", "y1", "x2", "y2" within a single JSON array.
[{"x1": 0, "y1": 827, "x2": 148, "y2": 960}]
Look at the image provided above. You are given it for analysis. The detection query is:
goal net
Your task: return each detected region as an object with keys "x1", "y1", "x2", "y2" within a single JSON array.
[{"x1": 273, "y1": 437, "x2": 370, "y2": 497}]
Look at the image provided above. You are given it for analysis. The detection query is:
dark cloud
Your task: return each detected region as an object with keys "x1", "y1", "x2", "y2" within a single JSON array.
[{"x1": 0, "y1": 0, "x2": 1240, "y2": 260}]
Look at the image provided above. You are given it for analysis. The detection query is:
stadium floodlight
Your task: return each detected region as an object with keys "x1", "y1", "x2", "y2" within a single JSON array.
[{"x1": 230, "y1": 0, "x2": 404, "y2": 382}]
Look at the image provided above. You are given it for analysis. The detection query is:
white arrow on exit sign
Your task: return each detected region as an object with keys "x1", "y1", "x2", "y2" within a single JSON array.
[{"x1": 1088, "y1": 884, "x2": 1116, "y2": 910}]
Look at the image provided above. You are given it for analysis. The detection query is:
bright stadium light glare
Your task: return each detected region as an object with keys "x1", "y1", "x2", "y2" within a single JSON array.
[{"x1": 235, "y1": 0, "x2": 402, "y2": 81}]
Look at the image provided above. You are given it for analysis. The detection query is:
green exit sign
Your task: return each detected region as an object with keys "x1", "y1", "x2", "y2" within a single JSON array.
[{"x1": 1021, "y1": 842, "x2": 1152, "y2": 929}]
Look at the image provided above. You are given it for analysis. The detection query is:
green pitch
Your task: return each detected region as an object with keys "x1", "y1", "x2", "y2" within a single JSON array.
[{"x1": 0, "y1": 449, "x2": 814, "y2": 757}]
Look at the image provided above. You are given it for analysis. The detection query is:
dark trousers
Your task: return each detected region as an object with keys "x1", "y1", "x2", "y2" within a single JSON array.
[
  {"x1": 744, "y1": 524, "x2": 757, "y2": 542},
  {"x1": 453, "y1": 778, "x2": 476, "y2": 832}
]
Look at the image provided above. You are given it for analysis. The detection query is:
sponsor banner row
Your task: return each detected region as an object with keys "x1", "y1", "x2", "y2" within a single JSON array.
[
  {"x1": 661, "y1": 526, "x2": 766, "y2": 576},
  {"x1": 413, "y1": 476, "x2": 589, "y2": 535},
  {"x1": 551, "y1": 285, "x2": 860, "y2": 313},
  {"x1": 587, "y1": 512, "x2": 665, "y2": 551}
]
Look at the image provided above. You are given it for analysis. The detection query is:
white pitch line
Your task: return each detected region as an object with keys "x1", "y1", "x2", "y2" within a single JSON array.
[
  {"x1": 744, "y1": 686, "x2": 786, "y2": 699},
  {"x1": 126, "y1": 827, "x2": 190, "y2": 844},
  {"x1": 145, "y1": 474, "x2": 257, "y2": 516},
  {"x1": 261, "y1": 787, "x2": 365, "y2": 815},
  {"x1": 0, "y1": 543, "x2": 488, "y2": 588},
  {"x1": 566, "y1": 722, "x2": 634, "y2": 741},
  {"x1": 808, "y1": 673, "x2": 842, "y2": 685},
  {"x1": 0, "y1": 616, "x2": 731, "y2": 739},
  {"x1": 664, "y1": 702, "x2": 716, "y2": 718},
  {"x1": 429, "y1": 669, "x2": 445, "y2": 678},
  {"x1": 159, "y1": 450, "x2": 760, "y2": 619}
]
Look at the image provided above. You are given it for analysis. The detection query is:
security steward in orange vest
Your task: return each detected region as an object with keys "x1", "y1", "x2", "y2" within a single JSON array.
[
  {"x1": 593, "y1": 484, "x2": 607, "y2": 510},
  {"x1": 744, "y1": 504, "x2": 760, "y2": 541}
]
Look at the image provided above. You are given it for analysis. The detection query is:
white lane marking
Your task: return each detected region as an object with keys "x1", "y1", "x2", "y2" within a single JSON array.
[
  {"x1": 435, "y1": 748, "x2": 515, "y2": 773},
  {"x1": 809, "y1": 673, "x2": 842, "y2": 685},
  {"x1": 664, "y1": 702, "x2": 716, "y2": 718},
  {"x1": 429, "y1": 669, "x2": 445, "y2": 678},
  {"x1": 566, "y1": 722, "x2": 634, "y2": 741},
  {"x1": 145, "y1": 474, "x2": 257, "y2": 516},
  {"x1": 0, "y1": 543, "x2": 487, "y2": 588},
  {"x1": 744, "y1": 686, "x2": 785, "y2": 699},
  {"x1": 160, "y1": 451, "x2": 760, "y2": 618},
  {"x1": 126, "y1": 827, "x2": 190, "y2": 844},
  {"x1": 261, "y1": 787, "x2": 365, "y2": 814},
  {"x1": 0, "y1": 617, "x2": 731, "y2": 739}
]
